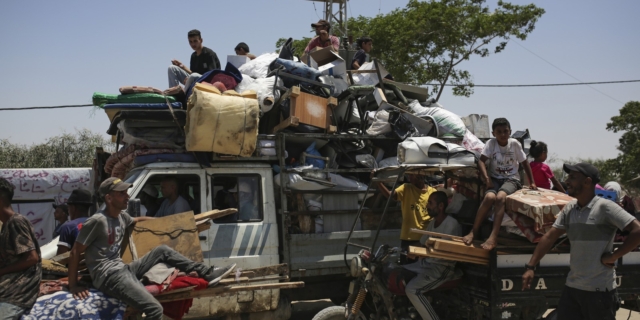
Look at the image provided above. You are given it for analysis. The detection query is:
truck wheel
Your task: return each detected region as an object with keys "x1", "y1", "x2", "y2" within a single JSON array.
[
  {"x1": 544, "y1": 310, "x2": 557, "y2": 320},
  {"x1": 312, "y1": 306, "x2": 366, "y2": 320}
]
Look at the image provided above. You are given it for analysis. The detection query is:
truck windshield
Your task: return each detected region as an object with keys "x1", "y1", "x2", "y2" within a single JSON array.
[{"x1": 123, "y1": 169, "x2": 143, "y2": 186}]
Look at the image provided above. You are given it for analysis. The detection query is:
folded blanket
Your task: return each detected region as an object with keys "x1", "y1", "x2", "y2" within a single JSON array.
[
  {"x1": 22, "y1": 289, "x2": 126, "y2": 320},
  {"x1": 93, "y1": 92, "x2": 176, "y2": 107}
]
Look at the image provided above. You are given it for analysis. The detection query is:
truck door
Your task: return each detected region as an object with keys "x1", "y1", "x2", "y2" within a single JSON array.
[{"x1": 202, "y1": 167, "x2": 278, "y2": 270}]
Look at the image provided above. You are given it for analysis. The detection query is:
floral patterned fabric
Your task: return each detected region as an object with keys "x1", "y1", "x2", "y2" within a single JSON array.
[{"x1": 21, "y1": 289, "x2": 126, "y2": 320}]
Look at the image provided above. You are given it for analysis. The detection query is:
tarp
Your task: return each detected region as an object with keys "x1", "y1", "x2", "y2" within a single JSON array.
[
  {"x1": 0, "y1": 168, "x2": 92, "y2": 246},
  {"x1": 185, "y1": 87, "x2": 259, "y2": 157}
]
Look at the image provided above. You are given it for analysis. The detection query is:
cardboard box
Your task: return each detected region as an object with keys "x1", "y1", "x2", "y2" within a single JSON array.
[
  {"x1": 227, "y1": 55, "x2": 251, "y2": 69},
  {"x1": 309, "y1": 47, "x2": 346, "y2": 76},
  {"x1": 352, "y1": 61, "x2": 389, "y2": 86},
  {"x1": 373, "y1": 87, "x2": 387, "y2": 106}
]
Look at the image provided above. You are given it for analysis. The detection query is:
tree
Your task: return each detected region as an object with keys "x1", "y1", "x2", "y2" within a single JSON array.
[
  {"x1": 276, "y1": 0, "x2": 544, "y2": 101},
  {"x1": 0, "y1": 129, "x2": 114, "y2": 168},
  {"x1": 604, "y1": 101, "x2": 640, "y2": 188}
]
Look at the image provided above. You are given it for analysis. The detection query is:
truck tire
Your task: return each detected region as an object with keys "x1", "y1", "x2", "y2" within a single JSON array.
[{"x1": 312, "y1": 306, "x2": 366, "y2": 320}]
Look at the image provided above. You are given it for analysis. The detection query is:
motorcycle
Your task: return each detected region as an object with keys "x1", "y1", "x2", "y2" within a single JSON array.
[{"x1": 313, "y1": 244, "x2": 463, "y2": 320}]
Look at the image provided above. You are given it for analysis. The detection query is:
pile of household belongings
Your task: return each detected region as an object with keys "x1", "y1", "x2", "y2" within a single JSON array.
[
  {"x1": 407, "y1": 229, "x2": 488, "y2": 265},
  {"x1": 503, "y1": 188, "x2": 575, "y2": 243},
  {"x1": 32, "y1": 209, "x2": 303, "y2": 320}
]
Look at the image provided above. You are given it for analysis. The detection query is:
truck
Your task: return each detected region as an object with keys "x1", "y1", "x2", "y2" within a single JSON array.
[{"x1": 93, "y1": 132, "x2": 405, "y2": 319}]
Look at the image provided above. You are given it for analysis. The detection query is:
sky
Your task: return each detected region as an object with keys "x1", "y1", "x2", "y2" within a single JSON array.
[{"x1": 0, "y1": 0, "x2": 639, "y2": 166}]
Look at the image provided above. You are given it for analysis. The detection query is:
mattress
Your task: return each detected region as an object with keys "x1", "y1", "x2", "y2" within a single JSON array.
[{"x1": 93, "y1": 92, "x2": 176, "y2": 107}]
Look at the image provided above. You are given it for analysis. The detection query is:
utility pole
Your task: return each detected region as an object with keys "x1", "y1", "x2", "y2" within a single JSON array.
[{"x1": 308, "y1": 0, "x2": 348, "y2": 39}]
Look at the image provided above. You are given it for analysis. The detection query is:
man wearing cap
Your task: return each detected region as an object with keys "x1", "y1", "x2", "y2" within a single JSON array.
[
  {"x1": 56, "y1": 189, "x2": 93, "y2": 255},
  {"x1": 234, "y1": 42, "x2": 256, "y2": 60},
  {"x1": 522, "y1": 163, "x2": 640, "y2": 320},
  {"x1": 304, "y1": 19, "x2": 340, "y2": 53},
  {"x1": 139, "y1": 185, "x2": 160, "y2": 217},
  {"x1": 69, "y1": 178, "x2": 236, "y2": 320},
  {"x1": 52, "y1": 203, "x2": 69, "y2": 238}
]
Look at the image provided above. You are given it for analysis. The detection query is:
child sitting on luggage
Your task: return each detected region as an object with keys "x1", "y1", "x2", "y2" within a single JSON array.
[
  {"x1": 462, "y1": 118, "x2": 536, "y2": 250},
  {"x1": 529, "y1": 141, "x2": 566, "y2": 193}
]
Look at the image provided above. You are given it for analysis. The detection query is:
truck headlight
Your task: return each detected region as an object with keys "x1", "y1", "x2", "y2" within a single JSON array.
[{"x1": 350, "y1": 256, "x2": 363, "y2": 277}]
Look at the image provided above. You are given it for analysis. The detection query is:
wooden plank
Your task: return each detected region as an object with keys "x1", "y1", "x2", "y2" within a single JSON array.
[
  {"x1": 122, "y1": 211, "x2": 203, "y2": 264},
  {"x1": 238, "y1": 263, "x2": 289, "y2": 277},
  {"x1": 194, "y1": 209, "x2": 237, "y2": 221},
  {"x1": 156, "y1": 281, "x2": 305, "y2": 303},
  {"x1": 408, "y1": 246, "x2": 488, "y2": 265},
  {"x1": 433, "y1": 239, "x2": 489, "y2": 259},
  {"x1": 272, "y1": 116, "x2": 300, "y2": 134},
  {"x1": 196, "y1": 220, "x2": 211, "y2": 233},
  {"x1": 410, "y1": 228, "x2": 464, "y2": 242}
]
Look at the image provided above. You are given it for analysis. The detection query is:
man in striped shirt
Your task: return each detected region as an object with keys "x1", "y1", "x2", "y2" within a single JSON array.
[{"x1": 522, "y1": 163, "x2": 640, "y2": 320}]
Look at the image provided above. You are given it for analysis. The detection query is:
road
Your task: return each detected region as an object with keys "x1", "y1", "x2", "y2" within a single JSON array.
[{"x1": 292, "y1": 299, "x2": 640, "y2": 320}]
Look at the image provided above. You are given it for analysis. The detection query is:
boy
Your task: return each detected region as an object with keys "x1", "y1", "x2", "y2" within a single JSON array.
[
  {"x1": 404, "y1": 191, "x2": 462, "y2": 320},
  {"x1": 463, "y1": 118, "x2": 536, "y2": 250},
  {"x1": 377, "y1": 173, "x2": 436, "y2": 264}
]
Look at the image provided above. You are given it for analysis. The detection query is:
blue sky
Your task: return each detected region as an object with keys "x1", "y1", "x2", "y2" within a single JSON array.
[{"x1": 1, "y1": 0, "x2": 638, "y2": 165}]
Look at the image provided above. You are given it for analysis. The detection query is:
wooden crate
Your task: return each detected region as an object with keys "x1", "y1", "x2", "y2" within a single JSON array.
[{"x1": 273, "y1": 86, "x2": 337, "y2": 133}]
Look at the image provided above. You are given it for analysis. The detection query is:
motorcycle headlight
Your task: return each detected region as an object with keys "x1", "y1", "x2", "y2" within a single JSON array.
[{"x1": 350, "y1": 256, "x2": 363, "y2": 278}]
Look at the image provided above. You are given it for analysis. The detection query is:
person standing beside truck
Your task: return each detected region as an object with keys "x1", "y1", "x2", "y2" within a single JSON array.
[
  {"x1": 165, "y1": 29, "x2": 221, "y2": 95},
  {"x1": 68, "y1": 178, "x2": 236, "y2": 320},
  {"x1": 522, "y1": 163, "x2": 640, "y2": 320},
  {"x1": 52, "y1": 203, "x2": 69, "y2": 238},
  {"x1": 0, "y1": 177, "x2": 42, "y2": 320},
  {"x1": 376, "y1": 172, "x2": 436, "y2": 264},
  {"x1": 56, "y1": 189, "x2": 92, "y2": 256}
]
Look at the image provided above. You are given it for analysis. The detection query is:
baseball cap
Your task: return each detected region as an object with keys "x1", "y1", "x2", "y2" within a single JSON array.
[
  {"x1": 99, "y1": 177, "x2": 132, "y2": 197},
  {"x1": 142, "y1": 185, "x2": 158, "y2": 198},
  {"x1": 311, "y1": 19, "x2": 330, "y2": 28},
  {"x1": 563, "y1": 163, "x2": 600, "y2": 184},
  {"x1": 66, "y1": 189, "x2": 93, "y2": 205}
]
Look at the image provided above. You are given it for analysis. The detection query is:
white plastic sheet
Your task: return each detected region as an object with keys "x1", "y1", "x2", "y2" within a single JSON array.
[
  {"x1": 236, "y1": 74, "x2": 282, "y2": 113},
  {"x1": 238, "y1": 53, "x2": 278, "y2": 79}
]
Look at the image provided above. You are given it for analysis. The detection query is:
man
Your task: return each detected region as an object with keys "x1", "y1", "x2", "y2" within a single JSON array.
[
  {"x1": 234, "y1": 181, "x2": 259, "y2": 221},
  {"x1": 155, "y1": 177, "x2": 191, "y2": 217},
  {"x1": 522, "y1": 163, "x2": 640, "y2": 320},
  {"x1": 405, "y1": 191, "x2": 462, "y2": 320},
  {"x1": 351, "y1": 37, "x2": 372, "y2": 70},
  {"x1": 56, "y1": 189, "x2": 92, "y2": 255},
  {"x1": 166, "y1": 29, "x2": 221, "y2": 94},
  {"x1": 69, "y1": 178, "x2": 235, "y2": 320},
  {"x1": 0, "y1": 178, "x2": 42, "y2": 319},
  {"x1": 139, "y1": 185, "x2": 160, "y2": 217},
  {"x1": 52, "y1": 203, "x2": 69, "y2": 238},
  {"x1": 377, "y1": 172, "x2": 436, "y2": 264},
  {"x1": 234, "y1": 42, "x2": 256, "y2": 60},
  {"x1": 304, "y1": 19, "x2": 340, "y2": 53}
]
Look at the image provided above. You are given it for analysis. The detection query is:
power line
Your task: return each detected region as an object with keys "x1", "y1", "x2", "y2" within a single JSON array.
[
  {"x1": 1, "y1": 79, "x2": 638, "y2": 112},
  {"x1": 0, "y1": 104, "x2": 93, "y2": 111},
  {"x1": 429, "y1": 79, "x2": 640, "y2": 87},
  {"x1": 511, "y1": 40, "x2": 625, "y2": 104}
]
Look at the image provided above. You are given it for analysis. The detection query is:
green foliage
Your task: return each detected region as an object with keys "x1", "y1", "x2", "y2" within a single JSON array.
[
  {"x1": 277, "y1": 0, "x2": 544, "y2": 101},
  {"x1": 0, "y1": 129, "x2": 114, "y2": 168},
  {"x1": 604, "y1": 101, "x2": 640, "y2": 188}
]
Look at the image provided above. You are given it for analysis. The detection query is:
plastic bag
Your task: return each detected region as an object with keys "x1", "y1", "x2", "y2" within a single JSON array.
[
  {"x1": 239, "y1": 53, "x2": 279, "y2": 79},
  {"x1": 411, "y1": 99, "x2": 467, "y2": 137},
  {"x1": 304, "y1": 142, "x2": 326, "y2": 169},
  {"x1": 365, "y1": 110, "x2": 391, "y2": 135},
  {"x1": 462, "y1": 129, "x2": 485, "y2": 155},
  {"x1": 235, "y1": 74, "x2": 282, "y2": 113}
]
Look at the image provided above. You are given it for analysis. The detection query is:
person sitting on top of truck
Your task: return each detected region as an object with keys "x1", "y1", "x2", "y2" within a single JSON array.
[
  {"x1": 351, "y1": 37, "x2": 372, "y2": 70},
  {"x1": 155, "y1": 177, "x2": 191, "y2": 218},
  {"x1": 462, "y1": 118, "x2": 536, "y2": 250},
  {"x1": 68, "y1": 177, "x2": 236, "y2": 320},
  {"x1": 304, "y1": 19, "x2": 340, "y2": 53},
  {"x1": 404, "y1": 191, "x2": 462, "y2": 320},
  {"x1": 234, "y1": 42, "x2": 256, "y2": 60},
  {"x1": 0, "y1": 177, "x2": 42, "y2": 319},
  {"x1": 522, "y1": 163, "x2": 640, "y2": 320},
  {"x1": 165, "y1": 29, "x2": 221, "y2": 95},
  {"x1": 56, "y1": 189, "x2": 92, "y2": 256},
  {"x1": 376, "y1": 172, "x2": 437, "y2": 264}
]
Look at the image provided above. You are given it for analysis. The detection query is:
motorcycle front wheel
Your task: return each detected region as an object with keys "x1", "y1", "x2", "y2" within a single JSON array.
[{"x1": 312, "y1": 306, "x2": 367, "y2": 320}]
